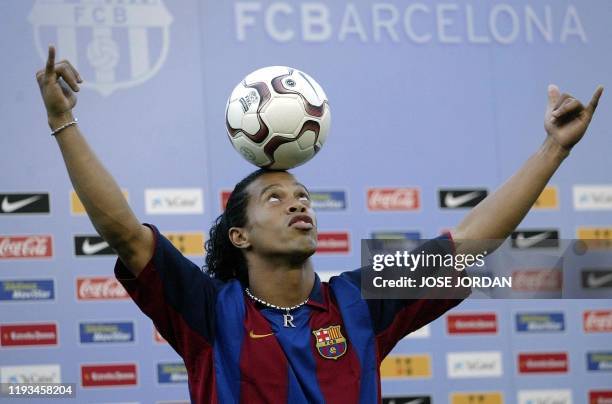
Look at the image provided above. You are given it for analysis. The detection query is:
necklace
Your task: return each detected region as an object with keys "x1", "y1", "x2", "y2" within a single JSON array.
[{"x1": 245, "y1": 287, "x2": 309, "y2": 328}]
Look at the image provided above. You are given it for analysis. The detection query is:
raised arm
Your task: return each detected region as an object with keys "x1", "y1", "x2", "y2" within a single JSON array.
[
  {"x1": 453, "y1": 84, "x2": 603, "y2": 254},
  {"x1": 36, "y1": 45, "x2": 153, "y2": 275}
]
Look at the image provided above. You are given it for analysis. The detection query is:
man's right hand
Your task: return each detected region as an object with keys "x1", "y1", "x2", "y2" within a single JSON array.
[{"x1": 36, "y1": 45, "x2": 82, "y2": 128}]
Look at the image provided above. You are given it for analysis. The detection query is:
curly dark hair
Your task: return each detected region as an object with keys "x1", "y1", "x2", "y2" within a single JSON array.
[{"x1": 204, "y1": 168, "x2": 279, "y2": 284}]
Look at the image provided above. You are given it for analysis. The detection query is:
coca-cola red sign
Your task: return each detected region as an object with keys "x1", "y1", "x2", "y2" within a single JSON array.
[
  {"x1": 0, "y1": 235, "x2": 52, "y2": 259},
  {"x1": 76, "y1": 277, "x2": 129, "y2": 300},
  {"x1": 367, "y1": 188, "x2": 420, "y2": 211},
  {"x1": 584, "y1": 310, "x2": 612, "y2": 333}
]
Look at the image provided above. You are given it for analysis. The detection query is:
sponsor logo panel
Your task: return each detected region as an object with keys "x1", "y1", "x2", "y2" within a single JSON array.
[
  {"x1": 0, "y1": 279, "x2": 54, "y2": 301},
  {"x1": 587, "y1": 352, "x2": 612, "y2": 372},
  {"x1": 511, "y1": 229, "x2": 559, "y2": 249},
  {"x1": 515, "y1": 312, "x2": 565, "y2": 333},
  {"x1": 403, "y1": 325, "x2": 430, "y2": 339},
  {"x1": 581, "y1": 269, "x2": 612, "y2": 289},
  {"x1": 220, "y1": 190, "x2": 232, "y2": 211},
  {"x1": 0, "y1": 235, "x2": 53, "y2": 259},
  {"x1": 79, "y1": 322, "x2": 134, "y2": 344},
  {"x1": 382, "y1": 396, "x2": 431, "y2": 404},
  {"x1": 0, "y1": 193, "x2": 50, "y2": 214},
  {"x1": 74, "y1": 235, "x2": 114, "y2": 256},
  {"x1": 145, "y1": 188, "x2": 203, "y2": 214},
  {"x1": 0, "y1": 364, "x2": 61, "y2": 383},
  {"x1": 574, "y1": 185, "x2": 612, "y2": 210},
  {"x1": 81, "y1": 363, "x2": 138, "y2": 387},
  {"x1": 447, "y1": 313, "x2": 497, "y2": 335},
  {"x1": 518, "y1": 352, "x2": 568, "y2": 374},
  {"x1": 577, "y1": 227, "x2": 612, "y2": 250},
  {"x1": 367, "y1": 188, "x2": 420, "y2": 211},
  {"x1": 0, "y1": 323, "x2": 58, "y2": 347},
  {"x1": 76, "y1": 277, "x2": 129, "y2": 300},
  {"x1": 371, "y1": 231, "x2": 420, "y2": 240},
  {"x1": 163, "y1": 232, "x2": 205, "y2": 256},
  {"x1": 517, "y1": 389, "x2": 572, "y2": 404},
  {"x1": 584, "y1": 310, "x2": 612, "y2": 333},
  {"x1": 71, "y1": 190, "x2": 129, "y2": 215},
  {"x1": 447, "y1": 351, "x2": 503, "y2": 378},
  {"x1": 317, "y1": 232, "x2": 350, "y2": 254},
  {"x1": 380, "y1": 354, "x2": 431, "y2": 378},
  {"x1": 533, "y1": 186, "x2": 559, "y2": 209},
  {"x1": 310, "y1": 190, "x2": 346, "y2": 211},
  {"x1": 512, "y1": 269, "x2": 562, "y2": 292},
  {"x1": 439, "y1": 188, "x2": 488, "y2": 209},
  {"x1": 590, "y1": 390, "x2": 612, "y2": 404},
  {"x1": 450, "y1": 392, "x2": 503, "y2": 404},
  {"x1": 157, "y1": 362, "x2": 188, "y2": 384}
]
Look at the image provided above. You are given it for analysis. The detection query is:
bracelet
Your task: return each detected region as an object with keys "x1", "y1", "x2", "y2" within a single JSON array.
[{"x1": 50, "y1": 118, "x2": 78, "y2": 136}]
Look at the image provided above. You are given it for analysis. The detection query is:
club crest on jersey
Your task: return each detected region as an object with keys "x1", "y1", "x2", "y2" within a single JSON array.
[
  {"x1": 313, "y1": 325, "x2": 347, "y2": 360},
  {"x1": 29, "y1": 0, "x2": 173, "y2": 96}
]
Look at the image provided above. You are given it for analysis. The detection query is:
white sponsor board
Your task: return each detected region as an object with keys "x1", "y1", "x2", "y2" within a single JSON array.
[
  {"x1": 518, "y1": 389, "x2": 572, "y2": 404},
  {"x1": 574, "y1": 185, "x2": 612, "y2": 210},
  {"x1": 145, "y1": 188, "x2": 204, "y2": 214},
  {"x1": 447, "y1": 351, "x2": 502, "y2": 378},
  {"x1": 0, "y1": 364, "x2": 61, "y2": 383}
]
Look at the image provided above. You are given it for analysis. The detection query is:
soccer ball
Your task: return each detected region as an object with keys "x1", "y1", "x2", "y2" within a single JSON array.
[{"x1": 225, "y1": 66, "x2": 331, "y2": 169}]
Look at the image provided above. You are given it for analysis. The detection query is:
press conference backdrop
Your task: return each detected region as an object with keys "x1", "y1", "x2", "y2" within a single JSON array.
[{"x1": 1, "y1": 0, "x2": 611, "y2": 403}]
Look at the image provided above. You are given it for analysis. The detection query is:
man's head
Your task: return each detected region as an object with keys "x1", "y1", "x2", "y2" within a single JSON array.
[{"x1": 205, "y1": 169, "x2": 317, "y2": 283}]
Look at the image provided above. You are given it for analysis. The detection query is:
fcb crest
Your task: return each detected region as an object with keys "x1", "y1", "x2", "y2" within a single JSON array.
[
  {"x1": 29, "y1": 0, "x2": 173, "y2": 96},
  {"x1": 313, "y1": 325, "x2": 347, "y2": 360}
]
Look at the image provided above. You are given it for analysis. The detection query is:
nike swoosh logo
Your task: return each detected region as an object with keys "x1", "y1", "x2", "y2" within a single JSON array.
[
  {"x1": 587, "y1": 273, "x2": 612, "y2": 288},
  {"x1": 515, "y1": 232, "x2": 552, "y2": 249},
  {"x1": 81, "y1": 239, "x2": 110, "y2": 255},
  {"x1": 1, "y1": 195, "x2": 42, "y2": 213},
  {"x1": 443, "y1": 191, "x2": 482, "y2": 208},
  {"x1": 249, "y1": 330, "x2": 274, "y2": 339}
]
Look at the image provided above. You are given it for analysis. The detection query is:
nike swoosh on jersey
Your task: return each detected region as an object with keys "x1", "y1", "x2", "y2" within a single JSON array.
[
  {"x1": 443, "y1": 191, "x2": 482, "y2": 208},
  {"x1": 81, "y1": 239, "x2": 110, "y2": 255},
  {"x1": 1, "y1": 195, "x2": 42, "y2": 213},
  {"x1": 248, "y1": 330, "x2": 274, "y2": 339},
  {"x1": 587, "y1": 273, "x2": 612, "y2": 288},
  {"x1": 515, "y1": 232, "x2": 552, "y2": 249}
]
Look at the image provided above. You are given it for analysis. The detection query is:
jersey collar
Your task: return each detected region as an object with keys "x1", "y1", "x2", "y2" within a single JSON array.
[{"x1": 306, "y1": 273, "x2": 327, "y2": 311}]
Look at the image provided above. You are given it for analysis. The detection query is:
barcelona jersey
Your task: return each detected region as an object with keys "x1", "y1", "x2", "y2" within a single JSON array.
[{"x1": 115, "y1": 225, "x2": 469, "y2": 403}]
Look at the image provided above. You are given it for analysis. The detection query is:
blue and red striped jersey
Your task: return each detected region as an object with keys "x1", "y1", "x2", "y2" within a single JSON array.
[{"x1": 115, "y1": 225, "x2": 469, "y2": 403}]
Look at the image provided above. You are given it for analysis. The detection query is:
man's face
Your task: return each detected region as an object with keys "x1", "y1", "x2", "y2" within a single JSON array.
[{"x1": 240, "y1": 171, "x2": 318, "y2": 259}]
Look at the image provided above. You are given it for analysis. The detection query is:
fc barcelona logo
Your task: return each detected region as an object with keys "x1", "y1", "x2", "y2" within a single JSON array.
[
  {"x1": 29, "y1": 0, "x2": 173, "y2": 96},
  {"x1": 313, "y1": 325, "x2": 347, "y2": 360}
]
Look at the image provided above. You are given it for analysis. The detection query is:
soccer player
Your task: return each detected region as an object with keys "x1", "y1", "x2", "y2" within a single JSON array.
[{"x1": 37, "y1": 45, "x2": 602, "y2": 403}]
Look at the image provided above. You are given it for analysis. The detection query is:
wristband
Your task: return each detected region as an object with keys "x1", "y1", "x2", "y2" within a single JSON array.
[{"x1": 50, "y1": 118, "x2": 78, "y2": 136}]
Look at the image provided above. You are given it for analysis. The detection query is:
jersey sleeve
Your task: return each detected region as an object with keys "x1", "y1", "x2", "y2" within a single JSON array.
[
  {"x1": 114, "y1": 224, "x2": 220, "y2": 357},
  {"x1": 340, "y1": 234, "x2": 471, "y2": 359}
]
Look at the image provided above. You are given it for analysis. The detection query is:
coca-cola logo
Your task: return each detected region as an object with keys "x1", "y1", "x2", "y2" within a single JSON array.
[
  {"x1": 367, "y1": 188, "x2": 420, "y2": 211},
  {"x1": 512, "y1": 270, "x2": 562, "y2": 291},
  {"x1": 0, "y1": 236, "x2": 52, "y2": 258},
  {"x1": 77, "y1": 277, "x2": 129, "y2": 300},
  {"x1": 584, "y1": 310, "x2": 612, "y2": 332}
]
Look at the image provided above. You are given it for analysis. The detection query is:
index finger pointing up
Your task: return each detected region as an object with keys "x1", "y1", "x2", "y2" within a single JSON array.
[
  {"x1": 587, "y1": 85, "x2": 604, "y2": 115},
  {"x1": 45, "y1": 45, "x2": 56, "y2": 75}
]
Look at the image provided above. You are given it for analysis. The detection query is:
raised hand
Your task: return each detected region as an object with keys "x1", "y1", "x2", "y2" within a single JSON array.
[
  {"x1": 35, "y1": 45, "x2": 83, "y2": 127},
  {"x1": 544, "y1": 84, "x2": 603, "y2": 151}
]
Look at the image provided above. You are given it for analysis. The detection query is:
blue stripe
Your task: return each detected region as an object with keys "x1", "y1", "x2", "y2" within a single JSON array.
[
  {"x1": 213, "y1": 280, "x2": 245, "y2": 402},
  {"x1": 262, "y1": 307, "x2": 325, "y2": 403},
  {"x1": 331, "y1": 275, "x2": 377, "y2": 404}
]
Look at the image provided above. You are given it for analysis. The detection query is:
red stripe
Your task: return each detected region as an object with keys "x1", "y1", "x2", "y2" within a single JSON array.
[
  {"x1": 120, "y1": 264, "x2": 217, "y2": 403},
  {"x1": 309, "y1": 284, "x2": 361, "y2": 403},
  {"x1": 239, "y1": 298, "x2": 288, "y2": 403}
]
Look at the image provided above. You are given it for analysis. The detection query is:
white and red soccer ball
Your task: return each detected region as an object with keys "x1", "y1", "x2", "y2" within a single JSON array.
[{"x1": 225, "y1": 66, "x2": 331, "y2": 169}]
